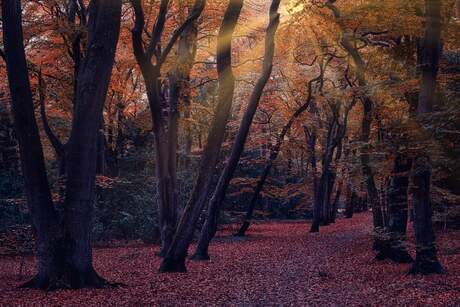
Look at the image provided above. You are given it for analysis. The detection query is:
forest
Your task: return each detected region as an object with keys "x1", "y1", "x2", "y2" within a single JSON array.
[{"x1": 0, "y1": 0, "x2": 460, "y2": 305}]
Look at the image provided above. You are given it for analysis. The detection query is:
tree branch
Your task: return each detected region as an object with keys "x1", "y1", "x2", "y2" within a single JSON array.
[
  {"x1": 37, "y1": 70, "x2": 65, "y2": 157},
  {"x1": 158, "y1": 0, "x2": 206, "y2": 66}
]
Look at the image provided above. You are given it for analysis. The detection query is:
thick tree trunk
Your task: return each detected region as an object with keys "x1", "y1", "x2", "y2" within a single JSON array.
[
  {"x1": 410, "y1": 0, "x2": 443, "y2": 274},
  {"x1": 376, "y1": 154, "x2": 413, "y2": 263},
  {"x1": 190, "y1": 0, "x2": 280, "y2": 261},
  {"x1": 62, "y1": 0, "x2": 122, "y2": 288},
  {"x1": 159, "y1": 0, "x2": 242, "y2": 272},
  {"x1": 2, "y1": 0, "x2": 62, "y2": 290}
]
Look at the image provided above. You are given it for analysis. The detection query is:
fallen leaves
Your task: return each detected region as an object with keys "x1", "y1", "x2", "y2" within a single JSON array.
[{"x1": 0, "y1": 213, "x2": 459, "y2": 306}]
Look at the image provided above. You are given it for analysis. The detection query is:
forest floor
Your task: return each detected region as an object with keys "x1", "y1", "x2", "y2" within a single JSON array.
[{"x1": 1, "y1": 212, "x2": 460, "y2": 306}]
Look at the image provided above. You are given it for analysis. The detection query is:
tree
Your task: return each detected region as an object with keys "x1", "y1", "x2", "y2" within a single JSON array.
[
  {"x1": 409, "y1": 0, "x2": 444, "y2": 275},
  {"x1": 235, "y1": 66, "x2": 324, "y2": 237},
  {"x1": 191, "y1": 0, "x2": 281, "y2": 260},
  {"x1": 376, "y1": 153, "x2": 413, "y2": 263},
  {"x1": 310, "y1": 97, "x2": 354, "y2": 232},
  {"x1": 130, "y1": 0, "x2": 206, "y2": 256},
  {"x1": 2, "y1": 0, "x2": 122, "y2": 289},
  {"x1": 325, "y1": 0, "x2": 384, "y2": 250},
  {"x1": 160, "y1": 0, "x2": 244, "y2": 272}
]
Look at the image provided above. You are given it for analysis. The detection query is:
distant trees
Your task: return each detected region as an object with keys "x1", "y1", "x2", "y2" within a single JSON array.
[
  {"x1": 2, "y1": 0, "x2": 122, "y2": 289},
  {"x1": 324, "y1": 0, "x2": 383, "y2": 250},
  {"x1": 310, "y1": 97, "x2": 354, "y2": 232},
  {"x1": 236, "y1": 65, "x2": 324, "y2": 237}
]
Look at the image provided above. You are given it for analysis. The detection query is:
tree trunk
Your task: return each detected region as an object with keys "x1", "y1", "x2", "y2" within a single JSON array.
[
  {"x1": 131, "y1": 0, "x2": 205, "y2": 256},
  {"x1": 190, "y1": 0, "x2": 281, "y2": 261},
  {"x1": 305, "y1": 128, "x2": 320, "y2": 232},
  {"x1": 345, "y1": 192, "x2": 357, "y2": 218},
  {"x1": 409, "y1": 0, "x2": 443, "y2": 275},
  {"x1": 2, "y1": 0, "x2": 62, "y2": 290},
  {"x1": 325, "y1": 0, "x2": 384, "y2": 250},
  {"x1": 331, "y1": 180, "x2": 342, "y2": 223},
  {"x1": 235, "y1": 72, "x2": 321, "y2": 236},
  {"x1": 376, "y1": 154, "x2": 413, "y2": 263},
  {"x1": 62, "y1": 0, "x2": 121, "y2": 287},
  {"x1": 159, "y1": 0, "x2": 242, "y2": 272}
]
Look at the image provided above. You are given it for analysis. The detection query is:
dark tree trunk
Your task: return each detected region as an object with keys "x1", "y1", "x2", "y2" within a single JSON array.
[
  {"x1": 190, "y1": 0, "x2": 281, "y2": 261},
  {"x1": 331, "y1": 180, "x2": 342, "y2": 223},
  {"x1": 159, "y1": 0, "x2": 241, "y2": 272},
  {"x1": 324, "y1": 168, "x2": 336, "y2": 224},
  {"x1": 130, "y1": 0, "x2": 205, "y2": 256},
  {"x1": 345, "y1": 192, "x2": 357, "y2": 219},
  {"x1": 2, "y1": 0, "x2": 62, "y2": 290},
  {"x1": 0, "y1": 98, "x2": 19, "y2": 173},
  {"x1": 409, "y1": 0, "x2": 443, "y2": 275},
  {"x1": 306, "y1": 127, "x2": 320, "y2": 232},
  {"x1": 310, "y1": 99, "x2": 351, "y2": 232},
  {"x1": 62, "y1": 0, "x2": 122, "y2": 288},
  {"x1": 361, "y1": 97, "x2": 385, "y2": 251},
  {"x1": 376, "y1": 154, "x2": 413, "y2": 263}
]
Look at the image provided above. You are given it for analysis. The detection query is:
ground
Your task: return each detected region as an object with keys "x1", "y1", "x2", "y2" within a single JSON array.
[{"x1": 0, "y1": 213, "x2": 459, "y2": 306}]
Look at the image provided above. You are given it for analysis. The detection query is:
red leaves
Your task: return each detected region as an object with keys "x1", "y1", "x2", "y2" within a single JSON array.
[{"x1": 1, "y1": 213, "x2": 459, "y2": 305}]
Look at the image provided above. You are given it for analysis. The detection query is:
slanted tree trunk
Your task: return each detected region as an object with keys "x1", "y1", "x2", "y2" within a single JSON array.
[
  {"x1": 235, "y1": 68, "x2": 325, "y2": 237},
  {"x1": 159, "y1": 0, "x2": 242, "y2": 272},
  {"x1": 2, "y1": 0, "x2": 62, "y2": 290},
  {"x1": 190, "y1": 0, "x2": 281, "y2": 261},
  {"x1": 409, "y1": 0, "x2": 444, "y2": 275},
  {"x1": 376, "y1": 154, "x2": 413, "y2": 263},
  {"x1": 37, "y1": 72, "x2": 66, "y2": 175}
]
